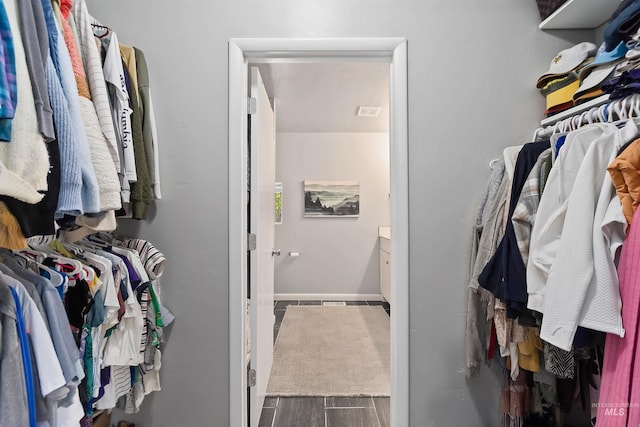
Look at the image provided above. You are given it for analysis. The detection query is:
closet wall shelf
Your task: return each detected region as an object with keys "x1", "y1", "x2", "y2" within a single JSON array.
[
  {"x1": 538, "y1": 0, "x2": 622, "y2": 30},
  {"x1": 540, "y1": 94, "x2": 610, "y2": 126}
]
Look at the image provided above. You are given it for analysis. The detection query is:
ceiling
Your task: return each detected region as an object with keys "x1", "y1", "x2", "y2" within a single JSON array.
[{"x1": 255, "y1": 62, "x2": 390, "y2": 133}]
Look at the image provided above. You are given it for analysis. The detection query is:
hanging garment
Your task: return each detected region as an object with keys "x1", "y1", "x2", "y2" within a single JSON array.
[
  {"x1": 540, "y1": 120, "x2": 638, "y2": 350},
  {"x1": 0, "y1": 0, "x2": 17, "y2": 142},
  {"x1": 16, "y1": 0, "x2": 55, "y2": 142},
  {"x1": 478, "y1": 140, "x2": 550, "y2": 318},
  {"x1": 0, "y1": 280, "x2": 30, "y2": 427},
  {"x1": 0, "y1": 0, "x2": 50, "y2": 204},
  {"x1": 96, "y1": 26, "x2": 135, "y2": 202},
  {"x1": 134, "y1": 47, "x2": 162, "y2": 200},
  {"x1": 511, "y1": 148, "x2": 552, "y2": 267},
  {"x1": 0, "y1": 136, "x2": 61, "y2": 237},
  {"x1": 527, "y1": 123, "x2": 618, "y2": 314},
  {"x1": 597, "y1": 204, "x2": 640, "y2": 426},
  {"x1": 466, "y1": 159, "x2": 507, "y2": 377},
  {"x1": 120, "y1": 45, "x2": 153, "y2": 219},
  {"x1": 608, "y1": 136, "x2": 640, "y2": 228},
  {"x1": 41, "y1": 0, "x2": 100, "y2": 216},
  {"x1": 59, "y1": 0, "x2": 121, "y2": 214},
  {"x1": 71, "y1": 0, "x2": 120, "y2": 172}
]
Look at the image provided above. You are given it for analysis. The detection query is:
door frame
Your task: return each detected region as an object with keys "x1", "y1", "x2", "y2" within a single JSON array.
[{"x1": 228, "y1": 38, "x2": 409, "y2": 427}]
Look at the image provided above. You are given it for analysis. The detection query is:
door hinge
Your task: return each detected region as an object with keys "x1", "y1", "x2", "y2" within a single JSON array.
[
  {"x1": 247, "y1": 233, "x2": 257, "y2": 251},
  {"x1": 248, "y1": 368, "x2": 257, "y2": 387},
  {"x1": 248, "y1": 97, "x2": 257, "y2": 115}
]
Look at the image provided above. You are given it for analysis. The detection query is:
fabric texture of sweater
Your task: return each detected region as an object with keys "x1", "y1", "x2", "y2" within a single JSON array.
[
  {"x1": 0, "y1": 0, "x2": 50, "y2": 204},
  {"x1": 42, "y1": 0, "x2": 99, "y2": 216},
  {"x1": 72, "y1": 0, "x2": 119, "y2": 172}
]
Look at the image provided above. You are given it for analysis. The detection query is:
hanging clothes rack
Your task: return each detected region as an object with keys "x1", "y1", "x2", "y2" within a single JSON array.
[{"x1": 534, "y1": 93, "x2": 640, "y2": 140}]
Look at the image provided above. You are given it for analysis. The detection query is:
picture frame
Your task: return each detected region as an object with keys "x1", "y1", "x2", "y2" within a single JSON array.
[{"x1": 303, "y1": 180, "x2": 360, "y2": 217}]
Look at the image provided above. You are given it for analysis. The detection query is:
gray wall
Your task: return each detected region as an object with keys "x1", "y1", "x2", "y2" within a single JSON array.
[
  {"x1": 274, "y1": 132, "x2": 390, "y2": 297},
  {"x1": 85, "y1": 0, "x2": 594, "y2": 425}
]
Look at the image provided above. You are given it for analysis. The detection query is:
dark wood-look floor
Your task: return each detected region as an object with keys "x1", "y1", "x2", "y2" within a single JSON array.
[
  {"x1": 259, "y1": 397, "x2": 391, "y2": 427},
  {"x1": 261, "y1": 300, "x2": 391, "y2": 427}
]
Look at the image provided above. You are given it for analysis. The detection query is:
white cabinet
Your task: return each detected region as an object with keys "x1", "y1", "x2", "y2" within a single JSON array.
[{"x1": 379, "y1": 236, "x2": 391, "y2": 304}]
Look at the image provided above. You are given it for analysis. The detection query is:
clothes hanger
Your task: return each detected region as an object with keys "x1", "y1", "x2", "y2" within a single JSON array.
[
  {"x1": 90, "y1": 22, "x2": 111, "y2": 39},
  {"x1": 532, "y1": 126, "x2": 545, "y2": 141}
]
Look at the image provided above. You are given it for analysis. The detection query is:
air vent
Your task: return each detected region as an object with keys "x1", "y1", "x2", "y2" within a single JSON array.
[{"x1": 356, "y1": 106, "x2": 381, "y2": 117}]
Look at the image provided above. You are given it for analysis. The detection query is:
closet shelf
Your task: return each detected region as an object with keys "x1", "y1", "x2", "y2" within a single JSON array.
[
  {"x1": 540, "y1": 94, "x2": 610, "y2": 126},
  {"x1": 538, "y1": 0, "x2": 622, "y2": 30}
]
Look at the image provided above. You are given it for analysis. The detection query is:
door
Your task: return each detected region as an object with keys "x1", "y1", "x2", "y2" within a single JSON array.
[{"x1": 249, "y1": 66, "x2": 276, "y2": 427}]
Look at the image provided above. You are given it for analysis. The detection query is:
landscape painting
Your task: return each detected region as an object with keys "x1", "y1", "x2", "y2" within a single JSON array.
[{"x1": 304, "y1": 180, "x2": 360, "y2": 217}]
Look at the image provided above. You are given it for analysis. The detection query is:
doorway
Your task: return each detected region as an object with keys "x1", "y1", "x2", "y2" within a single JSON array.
[{"x1": 228, "y1": 38, "x2": 409, "y2": 427}]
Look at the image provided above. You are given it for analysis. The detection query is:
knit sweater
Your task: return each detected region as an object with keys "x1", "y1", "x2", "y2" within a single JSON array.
[
  {"x1": 0, "y1": 0, "x2": 49, "y2": 204},
  {"x1": 71, "y1": 0, "x2": 119, "y2": 172},
  {"x1": 59, "y1": 1, "x2": 120, "y2": 212},
  {"x1": 41, "y1": 0, "x2": 99, "y2": 216}
]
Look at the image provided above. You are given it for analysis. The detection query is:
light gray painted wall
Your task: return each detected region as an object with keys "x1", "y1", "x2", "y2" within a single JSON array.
[
  {"x1": 85, "y1": 1, "x2": 594, "y2": 425},
  {"x1": 274, "y1": 132, "x2": 390, "y2": 296}
]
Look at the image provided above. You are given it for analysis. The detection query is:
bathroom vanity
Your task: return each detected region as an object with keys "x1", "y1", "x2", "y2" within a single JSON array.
[{"x1": 379, "y1": 227, "x2": 391, "y2": 304}]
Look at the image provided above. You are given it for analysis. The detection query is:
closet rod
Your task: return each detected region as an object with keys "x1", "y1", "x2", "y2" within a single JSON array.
[{"x1": 535, "y1": 93, "x2": 640, "y2": 140}]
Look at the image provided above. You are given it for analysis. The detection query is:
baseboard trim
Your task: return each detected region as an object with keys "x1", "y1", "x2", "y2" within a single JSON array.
[{"x1": 275, "y1": 293, "x2": 385, "y2": 301}]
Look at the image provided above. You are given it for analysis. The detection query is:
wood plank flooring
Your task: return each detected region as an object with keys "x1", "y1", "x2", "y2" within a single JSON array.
[{"x1": 260, "y1": 300, "x2": 391, "y2": 427}]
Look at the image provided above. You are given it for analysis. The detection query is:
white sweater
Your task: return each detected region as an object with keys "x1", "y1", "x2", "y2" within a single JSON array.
[
  {"x1": 539, "y1": 120, "x2": 638, "y2": 350},
  {"x1": 527, "y1": 123, "x2": 617, "y2": 314},
  {"x1": 0, "y1": 0, "x2": 49, "y2": 204}
]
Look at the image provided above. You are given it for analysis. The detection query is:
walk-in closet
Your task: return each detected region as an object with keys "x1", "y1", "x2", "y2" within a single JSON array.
[{"x1": 3, "y1": 0, "x2": 636, "y2": 426}]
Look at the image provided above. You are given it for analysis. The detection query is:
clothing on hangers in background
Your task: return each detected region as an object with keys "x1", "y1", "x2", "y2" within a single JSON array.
[{"x1": 0, "y1": 233, "x2": 170, "y2": 425}]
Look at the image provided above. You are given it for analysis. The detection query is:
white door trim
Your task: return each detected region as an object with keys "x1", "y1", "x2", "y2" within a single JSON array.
[{"x1": 228, "y1": 38, "x2": 409, "y2": 427}]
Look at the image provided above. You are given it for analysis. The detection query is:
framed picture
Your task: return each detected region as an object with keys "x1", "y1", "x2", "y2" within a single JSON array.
[
  {"x1": 304, "y1": 180, "x2": 359, "y2": 217},
  {"x1": 275, "y1": 182, "x2": 283, "y2": 224}
]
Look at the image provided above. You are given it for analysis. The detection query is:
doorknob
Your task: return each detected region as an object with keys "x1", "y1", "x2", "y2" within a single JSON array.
[{"x1": 272, "y1": 249, "x2": 281, "y2": 256}]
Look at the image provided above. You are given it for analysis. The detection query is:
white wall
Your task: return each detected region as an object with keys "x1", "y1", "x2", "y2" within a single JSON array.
[
  {"x1": 274, "y1": 132, "x2": 390, "y2": 297},
  {"x1": 85, "y1": 0, "x2": 595, "y2": 425}
]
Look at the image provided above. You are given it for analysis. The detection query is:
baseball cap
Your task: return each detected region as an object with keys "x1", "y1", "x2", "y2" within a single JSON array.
[
  {"x1": 578, "y1": 41, "x2": 628, "y2": 80},
  {"x1": 537, "y1": 42, "x2": 597, "y2": 88},
  {"x1": 573, "y1": 62, "x2": 619, "y2": 102},
  {"x1": 541, "y1": 74, "x2": 580, "y2": 110}
]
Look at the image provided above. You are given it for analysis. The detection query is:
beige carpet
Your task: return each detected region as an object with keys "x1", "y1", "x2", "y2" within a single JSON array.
[{"x1": 266, "y1": 305, "x2": 390, "y2": 397}]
